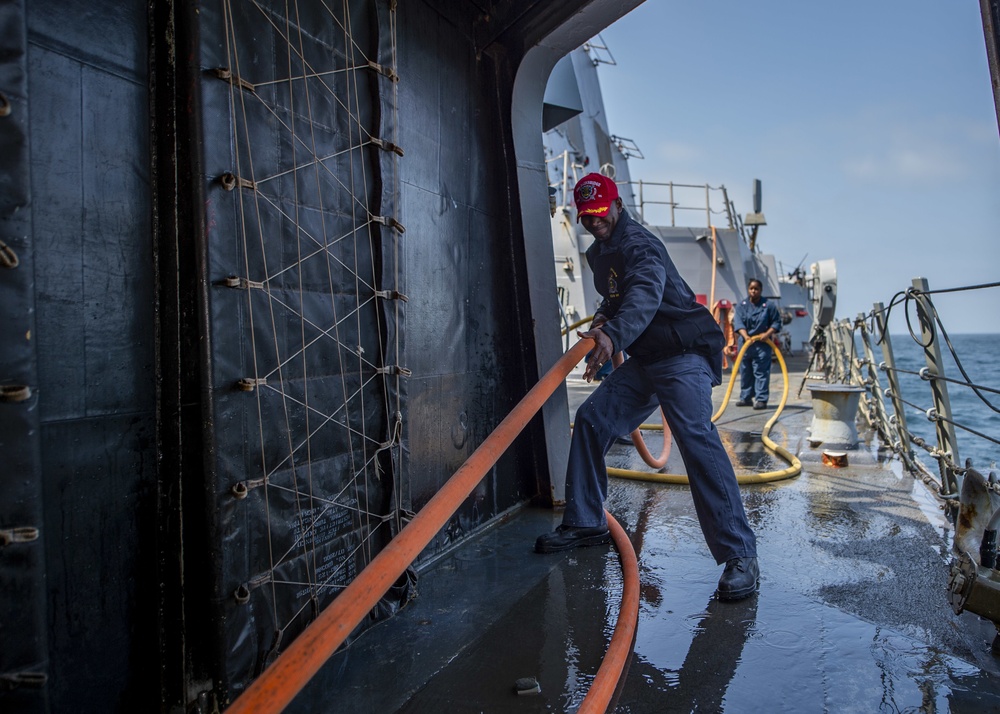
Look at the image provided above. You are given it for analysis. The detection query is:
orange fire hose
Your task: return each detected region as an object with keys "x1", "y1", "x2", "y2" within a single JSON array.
[
  {"x1": 611, "y1": 350, "x2": 671, "y2": 468},
  {"x1": 225, "y1": 338, "x2": 639, "y2": 713},
  {"x1": 577, "y1": 511, "x2": 640, "y2": 714}
]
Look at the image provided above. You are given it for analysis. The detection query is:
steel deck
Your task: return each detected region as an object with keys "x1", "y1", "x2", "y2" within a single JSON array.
[{"x1": 310, "y1": 354, "x2": 1000, "y2": 713}]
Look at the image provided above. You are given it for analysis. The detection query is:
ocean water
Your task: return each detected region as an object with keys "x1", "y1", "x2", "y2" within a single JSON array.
[{"x1": 874, "y1": 333, "x2": 1000, "y2": 473}]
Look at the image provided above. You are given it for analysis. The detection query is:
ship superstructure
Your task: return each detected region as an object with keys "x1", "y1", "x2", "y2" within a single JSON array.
[{"x1": 542, "y1": 45, "x2": 814, "y2": 363}]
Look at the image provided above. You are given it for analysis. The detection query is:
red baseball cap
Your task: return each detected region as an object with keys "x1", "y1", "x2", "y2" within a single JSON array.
[{"x1": 574, "y1": 173, "x2": 619, "y2": 222}]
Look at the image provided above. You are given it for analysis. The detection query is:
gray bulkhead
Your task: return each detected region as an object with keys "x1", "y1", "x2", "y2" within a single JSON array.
[{"x1": 0, "y1": 0, "x2": 644, "y2": 711}]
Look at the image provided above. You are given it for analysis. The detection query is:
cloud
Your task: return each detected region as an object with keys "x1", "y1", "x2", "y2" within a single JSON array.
[
  {"x1": 654, "y1": 141, "x2": 702, "y2": 165},
  {"x1": 837, "y1": 112, "x2": 995, "y2": 183},
  {"x1": 842, "y1": 142, "x2": 966, "y2": 182}
]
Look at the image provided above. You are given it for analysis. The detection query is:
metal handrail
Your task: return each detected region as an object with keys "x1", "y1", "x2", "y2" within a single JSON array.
[{"x1": 544, "y1": 158, "x2": 737, "y2": 230}]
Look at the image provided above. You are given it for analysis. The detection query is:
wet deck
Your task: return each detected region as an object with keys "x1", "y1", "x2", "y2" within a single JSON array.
[{"x1": 307, "y1": 355, "x2": 1000, "y2": 713}]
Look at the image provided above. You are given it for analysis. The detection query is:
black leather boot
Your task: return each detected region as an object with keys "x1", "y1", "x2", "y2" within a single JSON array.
[
  {"x1": 717, "y1": 557, "x2": 760, "y2": 600},
  {"x1": 535, "y1": 524, "x2": 611, "y2": 553}
]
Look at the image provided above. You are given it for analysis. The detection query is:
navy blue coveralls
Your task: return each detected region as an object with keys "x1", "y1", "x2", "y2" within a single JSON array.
[
  {"x1": 564, "y1": 211, "x2": 757, "y2": 565},
  {"x1": 733, "y1": 295, "x2": 782, "y2": 404}
]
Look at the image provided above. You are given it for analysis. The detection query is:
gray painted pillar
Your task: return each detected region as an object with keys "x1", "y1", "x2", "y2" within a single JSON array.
[{"x1": 511, "y1": 1, "x2": 643, "y2": 505}]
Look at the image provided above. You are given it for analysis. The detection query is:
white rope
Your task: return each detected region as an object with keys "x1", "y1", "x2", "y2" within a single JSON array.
[{"x1": 219, "y1": 0, "x2": 404, "y2": 638}]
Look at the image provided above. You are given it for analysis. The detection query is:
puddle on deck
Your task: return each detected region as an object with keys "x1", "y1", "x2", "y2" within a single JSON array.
[
  {"x1": 318, "y1": 366, "x2": 1000, "y2": 713},
  {"x1": 388, "y1": 479, "x2": 1000, "y2": 713}
]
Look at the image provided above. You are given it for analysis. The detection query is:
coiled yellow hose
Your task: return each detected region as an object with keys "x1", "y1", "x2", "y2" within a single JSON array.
[
  {"x1": 609, "y1": 335, "x2": 801, "y2": 484},
  {"x1": 563, "y1": 316, "x2": 801, "y2": 485}
]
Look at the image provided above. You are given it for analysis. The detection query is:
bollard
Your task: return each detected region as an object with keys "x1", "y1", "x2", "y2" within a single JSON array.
[{"x1": 807, "y1": 383, "x2": 865, "y2": 448}]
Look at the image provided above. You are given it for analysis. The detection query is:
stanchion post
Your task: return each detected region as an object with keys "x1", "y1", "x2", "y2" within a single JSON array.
[
  {"x1": 857, "y1": 317, "x2": 891, "y2": 441},
  {"x1": 873, "y1": 301, "x2": 916, "y2": 473},
  {"x1": 838, "y1": 320, "x2": 852, "y2": 383},
  {"x1": 830, "y1": 319, "x2": 851, "y2": 383},
  {"x1": 912, "y1": 277, "x2": 961, "y2": 497},
  {"x1": 847, "y1": 315, "x2": 867, "y2": 387},
  {"x1": 825, "y1": 322, "x2": 842, "y2": 381}
]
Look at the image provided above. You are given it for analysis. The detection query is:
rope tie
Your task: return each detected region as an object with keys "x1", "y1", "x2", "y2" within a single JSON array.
[
  {"x1": 929, "y1": 447, "x2": 952, "y2": 461},
  {"x1": 0, "y1": 385, "x2": 31, "y2": 403},
  {"x1": 213, "y1": 67, "x2": 256, "y2": 93},
  {"x1": 373, "y1": 416, "x2": 401, "y2": 484},
  {"x1": 231, "y1": 477, "x2": 267, "y2": 499},
  {"x1": 264, "y1": 628, "x2": 285, "y2": 666},
  {"x1": 375, "y1": 365, "x2": 411, "y2": 377},
  {"x1": 0, "y1": 672, "x2": 48, "y2": 691},
  {"x1": 0, "y1": 91, "x2": 10, "y2": 117},
  {"x1": 366, "y1": 59, "x2": 399, "y2": 82},
  {"x1": 234, "y1": 572, "x2": 273, "y2": 604},
  {"x1": 374, "y1": 412, "x2": 403, "y2": 459},
  {"x1": 370, "y1": 137, "x2": 405, "y2": 156},
  {"x1": 236, "y1": 377, "x2": 267, "y2": 392},
  {"x1": 0, "y1": 527, "x2": 39, "y2": 546},
  {"x1": 219, "y1": 172, "x2": 257, "y2": 192},
  {"x1": 370, "y1": 214, "x2": 405, "y2": 233},
  {"x1": 0, "y1": 239, "x2": 19, "y2": 268},
  {"x1": 374, "y1": 289, "x2": 407, "y2": 302},
  {"x1": 223, "y1": 275, "x2": 265, "y2": 290},
  {"x1": 372, "y1": 417, "x2": 400, "y2": 455}
]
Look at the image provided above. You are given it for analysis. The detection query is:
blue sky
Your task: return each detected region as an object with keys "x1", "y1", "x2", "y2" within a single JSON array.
[{"x1": 597, "y1": 2, "x2": 1000, "y2": 334}]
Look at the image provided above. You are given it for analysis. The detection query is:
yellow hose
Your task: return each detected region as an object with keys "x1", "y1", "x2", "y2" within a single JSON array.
[
  {"x1": 608, "y1": 336, "x2": 801, "y2": 484},
  {"x1": 561, "y1": 315, "x2": 594, "y2": 335},
  {"x1": 561, "y1": 316, "x2": 801, "y2": 485}
]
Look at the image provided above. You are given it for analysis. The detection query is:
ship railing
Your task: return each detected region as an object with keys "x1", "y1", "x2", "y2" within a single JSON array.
[
  {"x1": 815, "y1": 278, "x2": 1000, "y2": 512},
  {"x1": 544, "y1": 154, "x2": 742, "y2": 234},
  {"x1": 820, "y1": 278, "x2": 1000, "y2": 638},
  {"x1": 620, "y1": 179, "x2": 738, "y2": 231}
]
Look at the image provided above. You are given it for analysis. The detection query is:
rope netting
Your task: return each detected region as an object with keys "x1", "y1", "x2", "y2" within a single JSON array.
[{"x1": 214, "y1": 0, "x2": 405, "y2": 673}]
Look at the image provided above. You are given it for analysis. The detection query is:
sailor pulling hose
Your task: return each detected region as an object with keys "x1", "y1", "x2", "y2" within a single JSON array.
[{"x1": 535, "y1": 173, "x2": 760, "y2": 602}]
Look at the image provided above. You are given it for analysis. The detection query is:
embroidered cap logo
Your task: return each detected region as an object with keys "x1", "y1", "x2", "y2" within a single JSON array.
[{"x1": 576, "y1": 181, "x2": 601, "y2": 203}]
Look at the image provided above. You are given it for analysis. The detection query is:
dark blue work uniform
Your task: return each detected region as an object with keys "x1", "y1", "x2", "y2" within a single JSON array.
[
  {"x1": 734, "y1": 295, "x2": 782, "y2": 404},
  {"x1": 564, "y1": 211, "x2": 757, "y2": 565}
]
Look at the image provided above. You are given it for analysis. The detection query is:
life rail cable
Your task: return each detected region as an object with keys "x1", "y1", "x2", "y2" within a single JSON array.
[
  {"x1": 224, "y1": 338, "x2": 640, "y2": 714},
  {"x1": 867, "y1": 283, "x2": 1000, "y2": 473},
  {"x1": 885, "y1": 365, "x2": 1000, "y2": 397},
  {"x1": 884, "y1": 376, "x2": 1000, "y2": 450},
  {"x1": 869, "y1": 285, "x2": 1000, "y2": 414}
]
